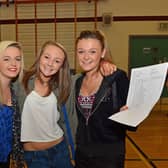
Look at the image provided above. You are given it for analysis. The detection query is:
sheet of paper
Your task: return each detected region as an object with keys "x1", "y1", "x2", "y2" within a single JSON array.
[{"x1": 109, "y1": 63, "x2": 168, "y2": 127}]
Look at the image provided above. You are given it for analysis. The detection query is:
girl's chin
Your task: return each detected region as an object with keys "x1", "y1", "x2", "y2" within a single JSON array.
[
  {"x1": 41, "y1": 73, "x2": 53, "y2": 78},
  {"x1": 81, "y1": 67, "x2": 92, "y2": 71},
  {"x1": 8, "y1": 73, "x2": 19, "y2": 78}
]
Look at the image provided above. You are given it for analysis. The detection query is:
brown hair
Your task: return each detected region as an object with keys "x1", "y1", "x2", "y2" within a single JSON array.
[
  {"x1": 22, "y1": 40, "x2": 71, "y2": 105},
  {"x1": 76, "y1": 30, "x2": 112, "y2": 63}
]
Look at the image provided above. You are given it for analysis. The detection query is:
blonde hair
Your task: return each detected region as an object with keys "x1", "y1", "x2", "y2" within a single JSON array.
[{"x1": 0, "y1": 41, "x2": 24, "y2": 103}]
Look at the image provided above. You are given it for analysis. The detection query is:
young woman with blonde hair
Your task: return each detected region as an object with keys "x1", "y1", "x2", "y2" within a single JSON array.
[{"x1": 0, "y1": 41, "x2": 24, "y2": 168}]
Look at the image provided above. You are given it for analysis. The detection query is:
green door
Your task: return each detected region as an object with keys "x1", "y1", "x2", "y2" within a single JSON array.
[{"x1": 129, "y1": 35, "x2": 168, "y2": 97}]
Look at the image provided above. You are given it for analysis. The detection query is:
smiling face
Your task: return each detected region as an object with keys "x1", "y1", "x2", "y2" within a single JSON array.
[
  {"x1": 0, "y1": 46, "x2": 22, "y2": 81},
  {"x1": 39, "y1": 44, "x2": 65, "y2": 81},
  {"x1": 77, "y1": 38, "x2": 105, "y2": 73}
]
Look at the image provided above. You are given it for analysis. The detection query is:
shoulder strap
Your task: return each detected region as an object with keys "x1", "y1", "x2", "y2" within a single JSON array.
[{"x1": 61, "y1": 104, "x2": 75, "y2": 160}]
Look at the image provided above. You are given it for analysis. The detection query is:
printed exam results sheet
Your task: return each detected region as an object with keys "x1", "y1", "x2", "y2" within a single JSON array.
[{"x1": 109, "y1": 63, "x2": 168, "y2": 127}]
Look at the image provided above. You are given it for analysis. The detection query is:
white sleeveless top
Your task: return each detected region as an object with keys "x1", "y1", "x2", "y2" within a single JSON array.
[{"x1": 21, "y1": 91, "x2": 64, "y2": 142}]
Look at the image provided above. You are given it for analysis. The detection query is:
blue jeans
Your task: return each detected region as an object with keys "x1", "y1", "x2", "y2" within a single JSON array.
[{"x1": 24, "y1": 139, "x2": 73, "y2": 168}]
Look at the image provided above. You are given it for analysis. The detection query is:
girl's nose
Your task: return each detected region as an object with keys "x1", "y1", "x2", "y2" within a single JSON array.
[
  {"x1": 47, "y1": 59, "x2": 53, "y2": 66},
  {"x1": 11, "y1": 59, "x2": 17, "y2": 66},
  {"x1": 83, "y1": 52, "x2": 89, "y2": 59}
]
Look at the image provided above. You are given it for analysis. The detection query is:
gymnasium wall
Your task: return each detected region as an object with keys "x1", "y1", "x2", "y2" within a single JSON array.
[{"x1": 0, "y1": 0, "x2": 168, "y2": 72}]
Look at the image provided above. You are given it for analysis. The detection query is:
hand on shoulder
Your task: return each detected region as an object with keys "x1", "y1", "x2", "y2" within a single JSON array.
[{"x1": 100, "y1": 60, "x2": 117, "y2": 76}]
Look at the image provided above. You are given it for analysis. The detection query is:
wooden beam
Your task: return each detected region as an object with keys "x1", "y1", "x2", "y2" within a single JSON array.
[{"x1": 14, "y1": 0, "x2": 92, "y2": 4}]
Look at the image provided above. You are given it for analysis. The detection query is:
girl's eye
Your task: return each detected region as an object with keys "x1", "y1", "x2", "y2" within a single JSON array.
[
  {"x1": 42, "y1": 54, "x2": 49, "y2": 59},
  {"x1": 3, "y1": 58, "x2": 9, "y2": 61},
  {"x1": 55, "y1": 59, "x2": 64, "y2": 64},
  {"x1": 44, "y1": 55, "x2": 49, "y2": 59},
  {"x1": 16, "y1": 57, "x2": 21, "y2": 61},
  {"x1": 55, "y1": 60, "x2": 60, "y2": 63},
  {"x1": 78, "y1": 50, "x2": 84, "y2": 54},
  {"x1": 89, "y1": 50, "x2": 96, "y2": 54}
]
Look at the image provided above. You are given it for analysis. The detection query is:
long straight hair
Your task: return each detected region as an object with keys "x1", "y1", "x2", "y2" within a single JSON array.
[{"x1": 22, "y1": 40, "x2": 71, "y2": 105}]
